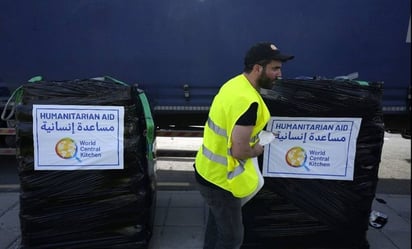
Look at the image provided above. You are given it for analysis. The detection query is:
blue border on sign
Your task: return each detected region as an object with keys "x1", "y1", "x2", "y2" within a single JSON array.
[
  {"x1": 264, "y1": 118, "x2": 356, "y2": 177},
  {"x1": 34, "y1": 106, "x2": 122, "y2": 168}
]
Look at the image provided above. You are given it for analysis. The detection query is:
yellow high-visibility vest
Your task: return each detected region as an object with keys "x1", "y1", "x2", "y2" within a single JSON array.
[{"x1": 195, "y1": 74, "x2": 270, "y2": 197}]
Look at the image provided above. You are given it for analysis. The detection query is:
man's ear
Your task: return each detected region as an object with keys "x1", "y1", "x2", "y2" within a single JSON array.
[{"x1": 253, "y1": 64, "x2": 261, "y2": 73}]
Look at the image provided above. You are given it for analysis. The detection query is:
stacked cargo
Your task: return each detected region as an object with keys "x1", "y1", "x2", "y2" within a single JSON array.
[
  {"x1": 15, "y1": 78, "x2": 156, "y2": 249},
  {"x1": 242, "y1": 79, "x2": 384, "y2": 249}
]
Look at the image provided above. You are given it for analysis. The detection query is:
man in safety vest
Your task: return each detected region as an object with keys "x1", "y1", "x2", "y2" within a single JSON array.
[{"x1": 194, "y1": 42, "x2": 294, "y2": 249}]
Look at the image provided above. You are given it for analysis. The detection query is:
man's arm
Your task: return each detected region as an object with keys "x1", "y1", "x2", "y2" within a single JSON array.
[{"x1": 231, "y1": 125, "x2": 264, "y2": 160}]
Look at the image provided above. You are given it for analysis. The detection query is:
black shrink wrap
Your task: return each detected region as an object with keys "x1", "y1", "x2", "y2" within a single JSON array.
[
  {"x1": 15, "y1": 79, "x2": 156, "y2": 249},
  {"x1": 242, "y1": 79, "x2": 384, "y2": 249}
]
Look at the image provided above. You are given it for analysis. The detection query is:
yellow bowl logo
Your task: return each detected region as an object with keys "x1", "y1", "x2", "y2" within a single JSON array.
[
  {"x1": 55, "y1": 137, "x2": 77, "y2": 159},
  {"x1": 285, "y1": 146, "x2": 307, "y2": 167}
]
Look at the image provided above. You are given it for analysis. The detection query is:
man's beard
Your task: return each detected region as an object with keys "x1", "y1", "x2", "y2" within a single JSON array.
[{"x1": 257, "y1": 69, "x2": 274, "y2": 89}]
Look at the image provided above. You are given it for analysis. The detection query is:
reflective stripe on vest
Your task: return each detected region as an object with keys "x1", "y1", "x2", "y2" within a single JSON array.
[
  {"x1": 203, "y1": 143, "x2": 247, "y2": 180},
  {"x1": 227, "y1": 159, "x2": 246, "y2": 179},
  {"x1": 250, "y1": 134, "x2": 259, "y2": 144},
  {"x1": 207, "y1": 117, "x2": 258, "y2": 143},
  {"x1": 202, "y1": 144, "x2": 227, "y2": 165},
  {"x1": 207, "y1": 118, "x2": 227, "y2": 137}
]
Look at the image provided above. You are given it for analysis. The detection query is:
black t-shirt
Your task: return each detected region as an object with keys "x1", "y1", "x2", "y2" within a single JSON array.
[
  {"x1": 194, "y1": 102, "x2": 258, "y2": 189},
  {"x1": 233, "y1": 102, "x2": 258, "y2": 126}
]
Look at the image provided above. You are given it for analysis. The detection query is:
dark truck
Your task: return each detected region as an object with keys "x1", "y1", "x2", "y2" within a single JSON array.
[{"x1": 0, "y1": 0, "x2": 410, "y2": 156}]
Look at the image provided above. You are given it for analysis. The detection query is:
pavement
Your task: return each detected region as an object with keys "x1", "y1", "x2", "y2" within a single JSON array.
[
  {"x1": 0, "y1": 189, "x2": 410, "y2": 249},
  {"x1": 1, "y1": 133, "x2": 410, "y2": 249},
  {"x1": 152, "y1": 190, "x2": 411, "y2": 249}
]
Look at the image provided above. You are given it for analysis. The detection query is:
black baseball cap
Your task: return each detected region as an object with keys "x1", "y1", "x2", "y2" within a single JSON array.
[{"x1": 244, "y1": 42, "x2": 294, "y2": 66}]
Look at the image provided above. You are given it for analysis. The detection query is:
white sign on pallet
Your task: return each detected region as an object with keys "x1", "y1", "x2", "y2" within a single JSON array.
[
  {"x1": 32, "y1": 104, "x2": 124, "y2": 170},
  {"x1": 262, "y1": 117, "x2": 361, "y2": 181}
]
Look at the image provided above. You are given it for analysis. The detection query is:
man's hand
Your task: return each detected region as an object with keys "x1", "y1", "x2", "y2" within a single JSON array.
[{"x1": 252, "y1": 143, "x2": 264, "y2": 157}]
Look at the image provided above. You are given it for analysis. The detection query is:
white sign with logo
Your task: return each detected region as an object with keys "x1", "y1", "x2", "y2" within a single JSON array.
[
  {"x1": 262, "y1": 117, "x2": 361, "y2": 180},
  {"x1": 32, "y1": 104, "x2": 124, "y2": 170}
]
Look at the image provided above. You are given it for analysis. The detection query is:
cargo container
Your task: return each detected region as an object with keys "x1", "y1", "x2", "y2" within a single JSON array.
[{"x1": 1, "y1": 0, "x2": 410, "y2": 156}]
